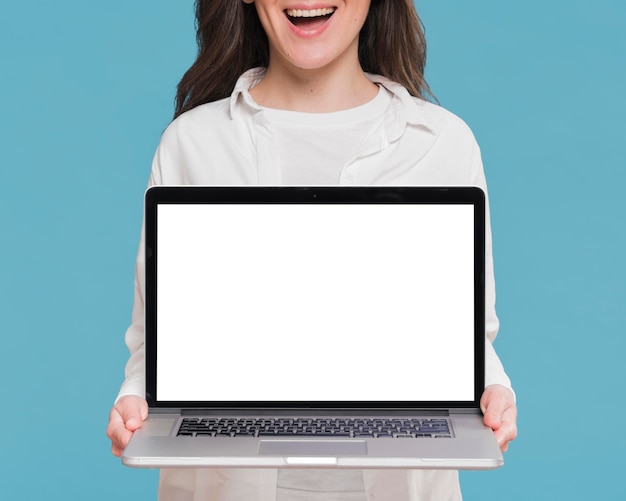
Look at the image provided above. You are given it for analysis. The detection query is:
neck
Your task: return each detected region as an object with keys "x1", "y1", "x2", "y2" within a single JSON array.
[{"x1": 250, "y1": 55, "x2": 378, "y2": 113}]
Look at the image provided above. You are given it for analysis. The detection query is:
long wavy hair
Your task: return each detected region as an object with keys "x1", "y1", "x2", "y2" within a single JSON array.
[{"x1": 174, "y1": 0, "x2": 434, "y2": 118}]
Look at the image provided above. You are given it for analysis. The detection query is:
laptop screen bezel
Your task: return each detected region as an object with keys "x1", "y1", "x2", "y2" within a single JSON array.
[{"x1": 143, "y1": 186, "x2": 486, "y2": 410}]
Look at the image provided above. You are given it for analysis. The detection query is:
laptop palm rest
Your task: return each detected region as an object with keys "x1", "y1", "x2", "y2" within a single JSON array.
[{"x1": 259, "y1": 440, "x2": 367, "y2": 456}]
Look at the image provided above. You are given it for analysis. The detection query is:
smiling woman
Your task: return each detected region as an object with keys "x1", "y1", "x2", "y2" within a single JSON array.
[{"x1": 107, "y1": 0, "x2": 517, "y2": 500}]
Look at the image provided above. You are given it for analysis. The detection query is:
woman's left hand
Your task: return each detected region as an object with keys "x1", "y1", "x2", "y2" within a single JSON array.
[{"x1": 480, "y1": 384, "x2": 518, "y2": 452}]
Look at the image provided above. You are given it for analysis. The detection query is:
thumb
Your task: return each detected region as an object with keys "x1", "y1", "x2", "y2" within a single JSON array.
[
  {"x1": 117, "y1": 396, "x2": 148, "y2": 431},
  {"x1": 481, "y1": 385, "x2": 516, "y2": 431},
  {"x1": 483, "y1": 401, "x2": 504, "y2": 430}
]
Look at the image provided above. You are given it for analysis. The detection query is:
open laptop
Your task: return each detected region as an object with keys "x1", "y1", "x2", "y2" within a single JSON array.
[{"x1": 122, "y1": 186, "x2": 503, "y2": 470}]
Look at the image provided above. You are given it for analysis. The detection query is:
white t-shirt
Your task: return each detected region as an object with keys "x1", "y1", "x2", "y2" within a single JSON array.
[{"x1": 264, "y1": 87, "x2": 393, "y2": 186}]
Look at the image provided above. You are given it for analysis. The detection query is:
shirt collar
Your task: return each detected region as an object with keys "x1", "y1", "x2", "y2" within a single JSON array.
[
  {"x1": 229, "y1": 67, "x2": 437, "y2": 135},
  {"x1": 229, "y1": 68, "x2": 266, "y2": 118}
]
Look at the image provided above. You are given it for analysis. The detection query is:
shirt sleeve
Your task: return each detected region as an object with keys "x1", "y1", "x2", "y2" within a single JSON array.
[
  {"x1": 115, "y1": 153, "x2": 163, "y2": 402},
  {"x1": 469, "y1": 141, "x2": 514, "y2": 392}
]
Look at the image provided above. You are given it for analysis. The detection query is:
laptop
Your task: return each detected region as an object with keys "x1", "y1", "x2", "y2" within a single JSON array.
[{"x1": 122, "y1": 186, "x2": 503, "y2": 470}]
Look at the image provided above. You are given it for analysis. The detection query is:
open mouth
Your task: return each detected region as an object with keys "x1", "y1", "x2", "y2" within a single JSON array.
[{"x1": 285, "y1": 7, "x2": 336, "y2": 28}]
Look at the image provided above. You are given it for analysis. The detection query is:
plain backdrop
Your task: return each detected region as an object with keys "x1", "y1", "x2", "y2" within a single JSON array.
[{"x1": 1, "y1": 1, "x2": 624, "y2": 499}]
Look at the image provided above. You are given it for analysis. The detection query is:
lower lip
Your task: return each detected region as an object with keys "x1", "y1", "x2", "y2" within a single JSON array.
[{"x1": 285, "y1": 13, "x2": 334, "y2": 38}]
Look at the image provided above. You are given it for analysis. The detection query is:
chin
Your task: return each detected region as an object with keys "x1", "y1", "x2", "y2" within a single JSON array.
[{"x1": 285, "y1": 49, "x2": 346, "y2": 72}]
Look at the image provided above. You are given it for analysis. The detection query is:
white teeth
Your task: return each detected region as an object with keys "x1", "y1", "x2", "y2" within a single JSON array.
[{"x1": 286, "y1": 7, "x2": 336, "y2": 18}]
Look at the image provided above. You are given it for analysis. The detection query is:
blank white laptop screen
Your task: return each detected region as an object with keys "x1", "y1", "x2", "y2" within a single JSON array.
[{"x1": 155, "y1": 203, "x2": 475, "y2": 403}]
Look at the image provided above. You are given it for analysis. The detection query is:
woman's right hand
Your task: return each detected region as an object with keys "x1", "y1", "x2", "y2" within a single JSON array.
[{"x1": 106, "y1": 395, "x2": 148, "y2": 457}]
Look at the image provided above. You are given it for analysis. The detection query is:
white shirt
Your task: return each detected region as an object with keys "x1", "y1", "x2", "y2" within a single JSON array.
[{"x1": 117, "y1": 68, "x2": 512, "y2": 501}]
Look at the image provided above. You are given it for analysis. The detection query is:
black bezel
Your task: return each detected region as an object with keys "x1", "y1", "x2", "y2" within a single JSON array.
[{"x1": 144, "y1": 186, "x2": 486, "y2": 410}]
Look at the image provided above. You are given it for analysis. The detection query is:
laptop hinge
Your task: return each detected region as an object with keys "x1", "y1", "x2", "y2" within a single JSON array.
[{"x1": 179, "y1": 408, "x2": 453, "y2": 417}]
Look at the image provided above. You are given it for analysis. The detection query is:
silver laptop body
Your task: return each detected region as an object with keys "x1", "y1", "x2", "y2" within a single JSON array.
[{"x1": 122, "y1": 186, "x2": 503, "y2": 470}]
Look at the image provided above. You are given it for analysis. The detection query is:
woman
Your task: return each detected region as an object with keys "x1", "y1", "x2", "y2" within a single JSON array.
[{"x1": 107, "y1": 1, "x2": 517, "y2": 499}]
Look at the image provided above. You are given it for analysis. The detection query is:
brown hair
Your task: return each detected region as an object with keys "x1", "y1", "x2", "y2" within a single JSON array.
[{"x1": 174, "y1": 0, "x2": 434, "y2": 118}]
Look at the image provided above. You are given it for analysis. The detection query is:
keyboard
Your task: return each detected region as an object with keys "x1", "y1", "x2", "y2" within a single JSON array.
[{"x1": 177, "y1": 417, "x2": 452, "y2": 438}]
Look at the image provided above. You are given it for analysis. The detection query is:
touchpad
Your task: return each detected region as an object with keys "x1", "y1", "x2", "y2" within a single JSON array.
[{"x1": 259, "y1": 440, "x2": 367, "y2": 456}]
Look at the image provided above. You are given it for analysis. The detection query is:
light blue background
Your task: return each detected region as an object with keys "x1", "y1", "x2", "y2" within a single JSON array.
[{"x1": 1, "y1": 1, "x2": 624, "y2": 499}]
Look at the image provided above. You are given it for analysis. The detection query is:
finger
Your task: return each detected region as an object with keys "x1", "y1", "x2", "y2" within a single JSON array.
[
  {"x1": 106, "y1": 406, "x2": 123, "y2": 441},
  {"x1": 494, "y1": 407, "x2": 518, "y2": 452},
  {"x1": 494, "y1": 424, "x2": 516, "y2": 452},
  {"x1": 111, "y1": 433, "x2": 130, "y2": 457},
  {"x1": 106, "y1": 407, "x2": 133, "y2": 456}
]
